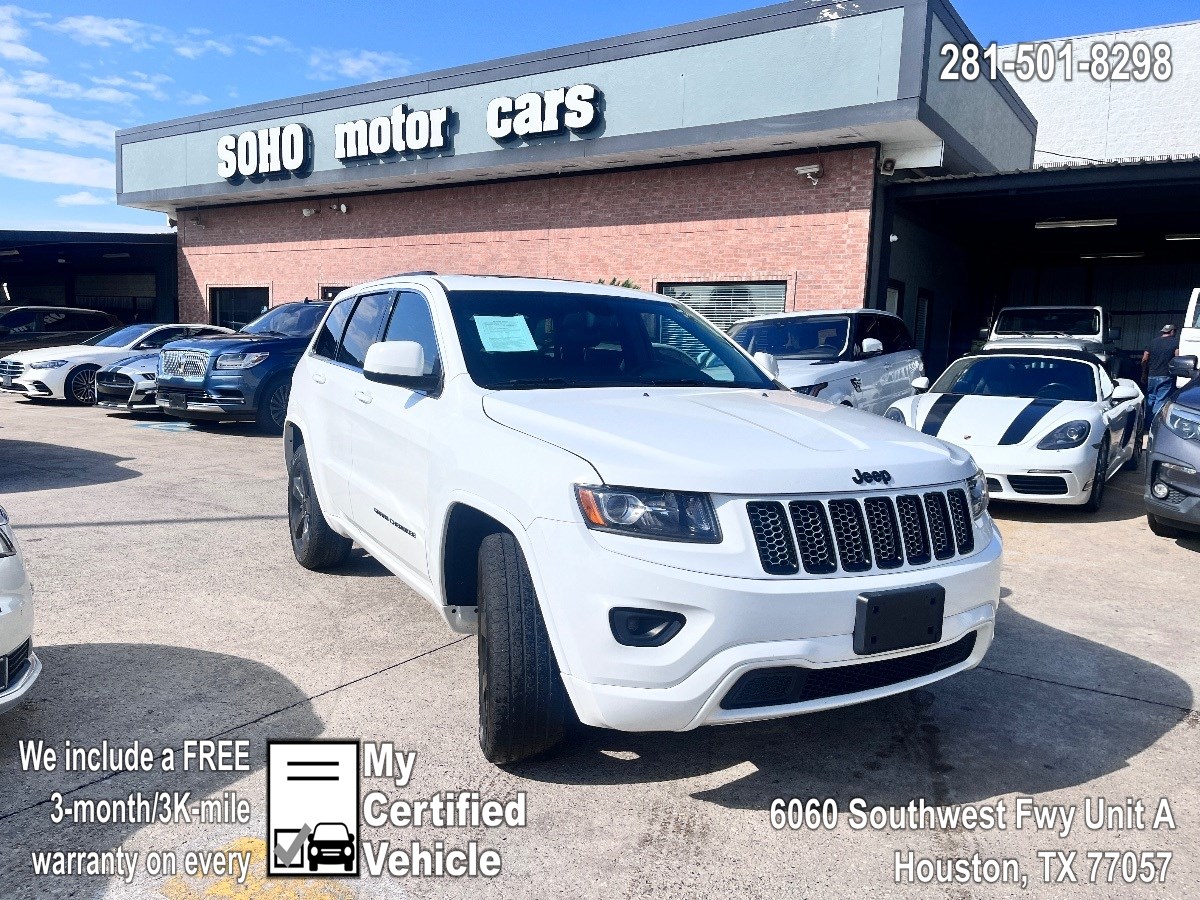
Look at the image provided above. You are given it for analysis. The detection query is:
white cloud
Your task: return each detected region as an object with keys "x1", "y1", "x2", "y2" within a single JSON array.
[
  {"x1": 91, "y1": 71, "x2": 171, "y2": 101},
  {"x1": 308, "y1": 48, "x2": 410, "y2": 82},
  {"x1": 0, "y1": 142, "x2": 113, "y2": 188},
  {"x1": 246, "y1": 34, "x2": 292, "y2": 55},
  {"x1": 47, "y1": 14, "x2": 167, "y2": 50},
  {"x1": 0, "y1": 5, "x2": 47, "y2": 64},
  {"x1": 174, "y1": 38, "x2": 233, "y2": 60},
  {"x1": 12, "y1": 69, "x2": 134, "y2": 103},
  {"x1": 178, "y1": 91, "x2": 209, "y2": 106},
  {"x1": 0, "y1": 85, "x2": 116, "y2": 148},
  {"x1": 55, "y1": 189, "x2": 111, "y2": 206}
]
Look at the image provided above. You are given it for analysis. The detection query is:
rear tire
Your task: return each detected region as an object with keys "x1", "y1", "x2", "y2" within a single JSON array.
[
  {"x1": 1122, "y1": 419, "x2": 1143, "y2": 472},
  {"x1": 477, "y1": 532, "x2": 572, "y2": 765},
  {"x1": 288, "y1": 445, "x2": 352, "y2": 570},
  {"x1": 1147, "y1": 514, "x2": 1183, "y2": 538},
  {"x1": 1083, "y1": 440, "x2": 1109, "y2": 513},
  {"x1": 64, "y1": 365, "x2": 99, "y2": 405},
  {"x1": 256, "y1": 376, "x2": 291, "y2": 434}
]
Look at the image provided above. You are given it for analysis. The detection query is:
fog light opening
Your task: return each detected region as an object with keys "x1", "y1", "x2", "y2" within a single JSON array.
[
  {"x1": 609, "y1": 608, "x2": 686, "y2": 647},
  {"x1": 1152, "y1": 482, "x2": 1170, "y2": 500}
]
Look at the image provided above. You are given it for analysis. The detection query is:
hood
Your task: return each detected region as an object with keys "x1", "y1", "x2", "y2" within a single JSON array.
[
  {"x1": 908, "y1": 392, "x2": 1094, "y2": 447},
  {"x1": 984, "y1": 336, "x2": 1105, "y2": 354},
  {"x1": 161, "y1": 333, "x2": 310, "y2": 354},
  {"x1": 482, "y1": 387, "x2": 976, "y2": 495},
  {"x1": 1174, "y1": 379, "x2": 1200, "y2": 412},
  {"x1": 103, "y1": 351, "x2": 159, "y2": 373},
  {"x1": 774, "y1": 357, "x2": 857, "y2": 388},
  {"x1": 3, "y1": 344, "x2": 93, "y2": 363}
]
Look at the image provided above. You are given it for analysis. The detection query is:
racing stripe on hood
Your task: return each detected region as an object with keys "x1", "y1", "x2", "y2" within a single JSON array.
[
  {"x1": 999, "y1": 398, "x2": 1063, "y2": 445},
  {"x1": 920, "y1": 394, "x2": 964, "y2": 437}
]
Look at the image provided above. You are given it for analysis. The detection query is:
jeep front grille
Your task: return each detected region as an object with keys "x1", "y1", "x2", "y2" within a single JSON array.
[
  {"x1": 747, "y1": 488, "x2": 975, "y2": 577},
  {"x1": 160, "y1": 349, "x2": 209, "y2": 378}
]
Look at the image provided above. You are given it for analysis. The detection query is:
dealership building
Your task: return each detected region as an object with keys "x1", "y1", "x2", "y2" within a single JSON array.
[{"x1": 112, "y1": 0, "x2": 1200, "y2": 375}]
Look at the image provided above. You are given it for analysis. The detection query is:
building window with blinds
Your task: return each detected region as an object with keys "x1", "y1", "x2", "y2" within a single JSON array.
[{"x1": 658, "y1": 282, "x2": 787, "y2": 332}]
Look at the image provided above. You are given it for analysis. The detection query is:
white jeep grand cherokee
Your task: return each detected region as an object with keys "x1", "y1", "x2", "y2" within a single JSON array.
[{"x1": 285, "y1": 275, "x2": 1001, "y2": 764}]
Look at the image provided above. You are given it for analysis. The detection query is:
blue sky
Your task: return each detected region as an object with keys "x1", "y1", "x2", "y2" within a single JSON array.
[{"x1": 1, "y1": 0, "x2": 1194, "y2": 232}]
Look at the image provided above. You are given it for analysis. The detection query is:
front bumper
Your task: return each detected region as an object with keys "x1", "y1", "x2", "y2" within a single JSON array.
[
  {"x1": 1144, "y1": 451, "x2": 1200, "y2": 531},
  {"x1": 527, "y1": 517, "x2": 1002, "y2": 732},
  {"x1": 96, "y1": 381, "x2": 159, "y2": 412},
  {"x1": 967, "y1": 444, "x2": 1096, "y2": 506},
  {"x1": 0, "y1": 572, "x2": 39, "y2": 715},
  {"x1": 155, "y1": 383, "x2": 250, "y2": 420}
]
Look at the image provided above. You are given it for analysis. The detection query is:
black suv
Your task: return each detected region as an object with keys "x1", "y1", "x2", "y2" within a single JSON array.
[{"x1": 0, "y1": 306, "x2": 122, "y2": 354}]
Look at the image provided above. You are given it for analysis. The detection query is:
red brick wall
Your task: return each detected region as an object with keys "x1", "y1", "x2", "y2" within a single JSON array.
[{"x1": 177, "y1": 146, "x2": 877, "y2": 321}]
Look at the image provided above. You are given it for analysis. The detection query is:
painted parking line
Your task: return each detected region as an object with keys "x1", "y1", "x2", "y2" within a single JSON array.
[{"x1": 131, "y1": 421, "x2": 194, "y2": 432}]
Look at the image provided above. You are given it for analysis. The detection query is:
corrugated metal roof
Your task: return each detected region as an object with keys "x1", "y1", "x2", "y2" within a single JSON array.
[{"x1": 896, "y1": 154, "x2": 1200, "y2": 185}]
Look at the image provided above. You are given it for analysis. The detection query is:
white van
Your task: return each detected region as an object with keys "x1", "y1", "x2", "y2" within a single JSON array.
[{"x1": 1181, "y1": 289, "x2": 1200, "y2": 382}]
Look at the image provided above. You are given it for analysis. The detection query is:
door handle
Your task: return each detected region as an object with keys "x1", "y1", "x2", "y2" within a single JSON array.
[
  {"x1": 311, "y1": 372, "x2": 326, "y2": 384},
  {"x1": 355, "y1": 390, "x2": 373, "y2": 405}
]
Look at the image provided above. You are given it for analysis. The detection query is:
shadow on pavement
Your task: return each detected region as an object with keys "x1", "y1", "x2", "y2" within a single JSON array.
[
  {"x1": 517, "y1": 603, "x2": 1191, "y2": 811},
  {"x1": 0, "y1": 643, "x2": 323, "y2": 886},
  {"x1": 0, "y1": 440, "x2": 141, "y2": 494}
]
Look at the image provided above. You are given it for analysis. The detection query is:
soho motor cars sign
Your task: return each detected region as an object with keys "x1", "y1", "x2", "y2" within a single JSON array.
[{"x1": 215, "y1": 84, "x2": 601, "y2": 179}]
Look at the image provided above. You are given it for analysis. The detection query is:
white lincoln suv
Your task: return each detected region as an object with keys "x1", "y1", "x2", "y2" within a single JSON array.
[{"x1": 284, "y1": 275, "x2": 1002, "y2": 764}]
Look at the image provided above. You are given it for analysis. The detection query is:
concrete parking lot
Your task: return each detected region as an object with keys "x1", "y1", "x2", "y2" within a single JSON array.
[{"x1": 0, "y1": 394, "x2": 1196, "y2": 898}]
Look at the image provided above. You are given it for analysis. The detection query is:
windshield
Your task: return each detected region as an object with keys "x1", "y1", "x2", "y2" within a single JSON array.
[
  {"x1": 932, "y1": 356, "x2": 1098, "y2": 402},
  {"x1": 312, "y1": 823, "x2": 350, "y2": 841},
  {"x1": 728, "y1": 315, "x2": 850, "y2": 360},
  {"x1": 994, "y1": 308, "x2": 1100, "y2": 337},
  {"x1": 81, "y1": 324, "x2": 156, "y2": 347},
  {"x1": 242, "y1": 303, "x2": 328, "y2": 337},
  {"x1": 447, "y1": 290, "x2": 777, "y2": 390}
]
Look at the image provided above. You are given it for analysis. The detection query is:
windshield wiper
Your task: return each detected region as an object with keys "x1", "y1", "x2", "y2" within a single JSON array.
[{"x1": 490, "y1": 378, "x2": 575, "y2": 389}]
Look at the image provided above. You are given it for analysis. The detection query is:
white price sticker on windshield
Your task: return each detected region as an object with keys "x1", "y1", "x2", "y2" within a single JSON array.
[{"x1": 475, "y1": 316, "x2": 537, "y2": 353}]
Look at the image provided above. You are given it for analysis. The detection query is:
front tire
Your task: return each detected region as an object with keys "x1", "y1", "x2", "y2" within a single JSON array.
[
  {"x1": 65, "y1": 365, "x2": 99, "y2": 405},
  {"x1": 256, "y1": 376, "x2": 291, "y2": 434},
  {"x1": 477, "y1": 532, "x2": 572, "y2": 765},
  {"x1": 288, "y1": 445, "x2": 352, "y2": 570},
  {"x1": 1083, "y1": 440, "x2": 1110, "y2": 513}
]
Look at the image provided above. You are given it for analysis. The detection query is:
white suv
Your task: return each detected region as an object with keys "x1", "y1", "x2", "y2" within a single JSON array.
[
  {"x1": 728, "y1": 310, "x2": 924, "y2": 415},
  {"x1": 285, "y1": 276, "x2": 1002, "y2": 764}
]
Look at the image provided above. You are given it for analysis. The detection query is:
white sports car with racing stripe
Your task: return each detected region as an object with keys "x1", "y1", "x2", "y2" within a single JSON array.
[{"x1": 886, "y1": 349, "x2": 1143, "y2": 510}]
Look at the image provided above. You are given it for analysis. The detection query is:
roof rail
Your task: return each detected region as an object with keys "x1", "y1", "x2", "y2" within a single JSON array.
[{"x1": 385, "y1": 270, "x2": 438, "y2": 277}]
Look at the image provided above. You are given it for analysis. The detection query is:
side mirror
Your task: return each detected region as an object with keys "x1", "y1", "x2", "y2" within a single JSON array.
[
  {"x1": 1108, "y1": 326, "x2": 1122, "y2": 341},
  {"x1": 911, "y1": 376, "x2": 931, "y2": 393},
  {"x1": 363, "y1": 341, "x2": 439, "y2": 392},
  {"x1": 860, "y1": 337, "x2": 884, "y2": 357},
  {"x1": 753, "y1": 351, "x2": 779, "y2": 378},
  {"x1": 1111, "y1": 379, "x2": 1141, "y2": 402},
  {"x1": 978, "y1": 327, "x2": 989, "y2": 341},
  {"x1": 1168, "y1": 355, "x2": 1198, "y2": 380}
]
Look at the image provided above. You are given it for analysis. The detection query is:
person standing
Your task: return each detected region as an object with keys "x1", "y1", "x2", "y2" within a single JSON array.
[{"x1": 1142, "y1": 324, "x2": 1179, "y2": 423}]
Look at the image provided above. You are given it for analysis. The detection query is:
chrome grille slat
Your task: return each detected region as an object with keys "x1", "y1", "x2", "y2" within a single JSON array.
[
  {"x1": 747, "y1": 486, "x2": 975, "y2": 577},
  {"x1": 0, "y1": 360, "x2": 25, "y2": 377},
  {"x1": 160, "y1": 349, "x2": 209, "y2": 378}
]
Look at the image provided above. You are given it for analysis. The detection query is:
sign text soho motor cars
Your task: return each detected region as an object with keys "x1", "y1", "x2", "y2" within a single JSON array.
[
  {"x1": 284, "y1": 275, "x2": 1002, "y2": 764},
  {"x1": 728, "y1": 309, "x2": 924, "y2": 415}
]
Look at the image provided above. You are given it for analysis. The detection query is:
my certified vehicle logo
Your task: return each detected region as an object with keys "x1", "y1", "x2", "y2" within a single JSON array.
[{"x1": 852, "y1": 468, "x2": 892, "y2": 485}]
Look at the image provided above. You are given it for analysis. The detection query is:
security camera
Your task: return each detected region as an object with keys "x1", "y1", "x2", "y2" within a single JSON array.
[
  {"x1": 302, "y1": 208, "x2": 318, "y2": 217},
  {"x1": 329, "y1": 202, "x2": 349, "y2": 214},
  {"x1": 880, "y1": 158, "x2": 897, "y2": 176},
  {"x1": 794, "y1": 164, "x2": 822, "y2": 186}
]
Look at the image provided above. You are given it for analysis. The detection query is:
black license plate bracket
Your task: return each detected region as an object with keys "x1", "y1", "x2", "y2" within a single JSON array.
[{"x1": 854, "y1": 584, "x2": 945, "y2": 656}]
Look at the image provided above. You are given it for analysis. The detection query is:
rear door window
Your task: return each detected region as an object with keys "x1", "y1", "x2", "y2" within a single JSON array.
[{"x1": 336, "y1": 292, "x2": 392, "y2": 370}]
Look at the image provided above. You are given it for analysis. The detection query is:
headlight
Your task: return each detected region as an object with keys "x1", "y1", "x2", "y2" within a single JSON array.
[
  {"x1": 884, "y1": 407, "x2": 906, "y2": 424},
  {"x1": 215, "y1": 352, "x2": 269, "y2": 370},
  {"x1": 29, "y1": 359, "x2": 68, "y2": 370},
  {"x1": 794, "y1": 382, "x2": 828, "y2": 397},
  {"x1": 0, "y1": 506, "x2": 14, "y2": 558},
  {"x1": 1163, "y1": 402, "x2": 1200, "y2": 441},
  {"x1": 575, "y1": 485, "x2": 721, "y2": 543},
  {"x1": 967, "y1": 471, "x2": 989, "y2": 519},
  {"x1": 1037, "y1": 420, "x2": 1091, "y2": 450}
]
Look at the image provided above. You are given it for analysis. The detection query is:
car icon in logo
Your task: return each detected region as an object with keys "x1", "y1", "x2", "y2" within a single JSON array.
[{"x1": 308, "y1": 822, "x2": 356, "y2": 872}]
